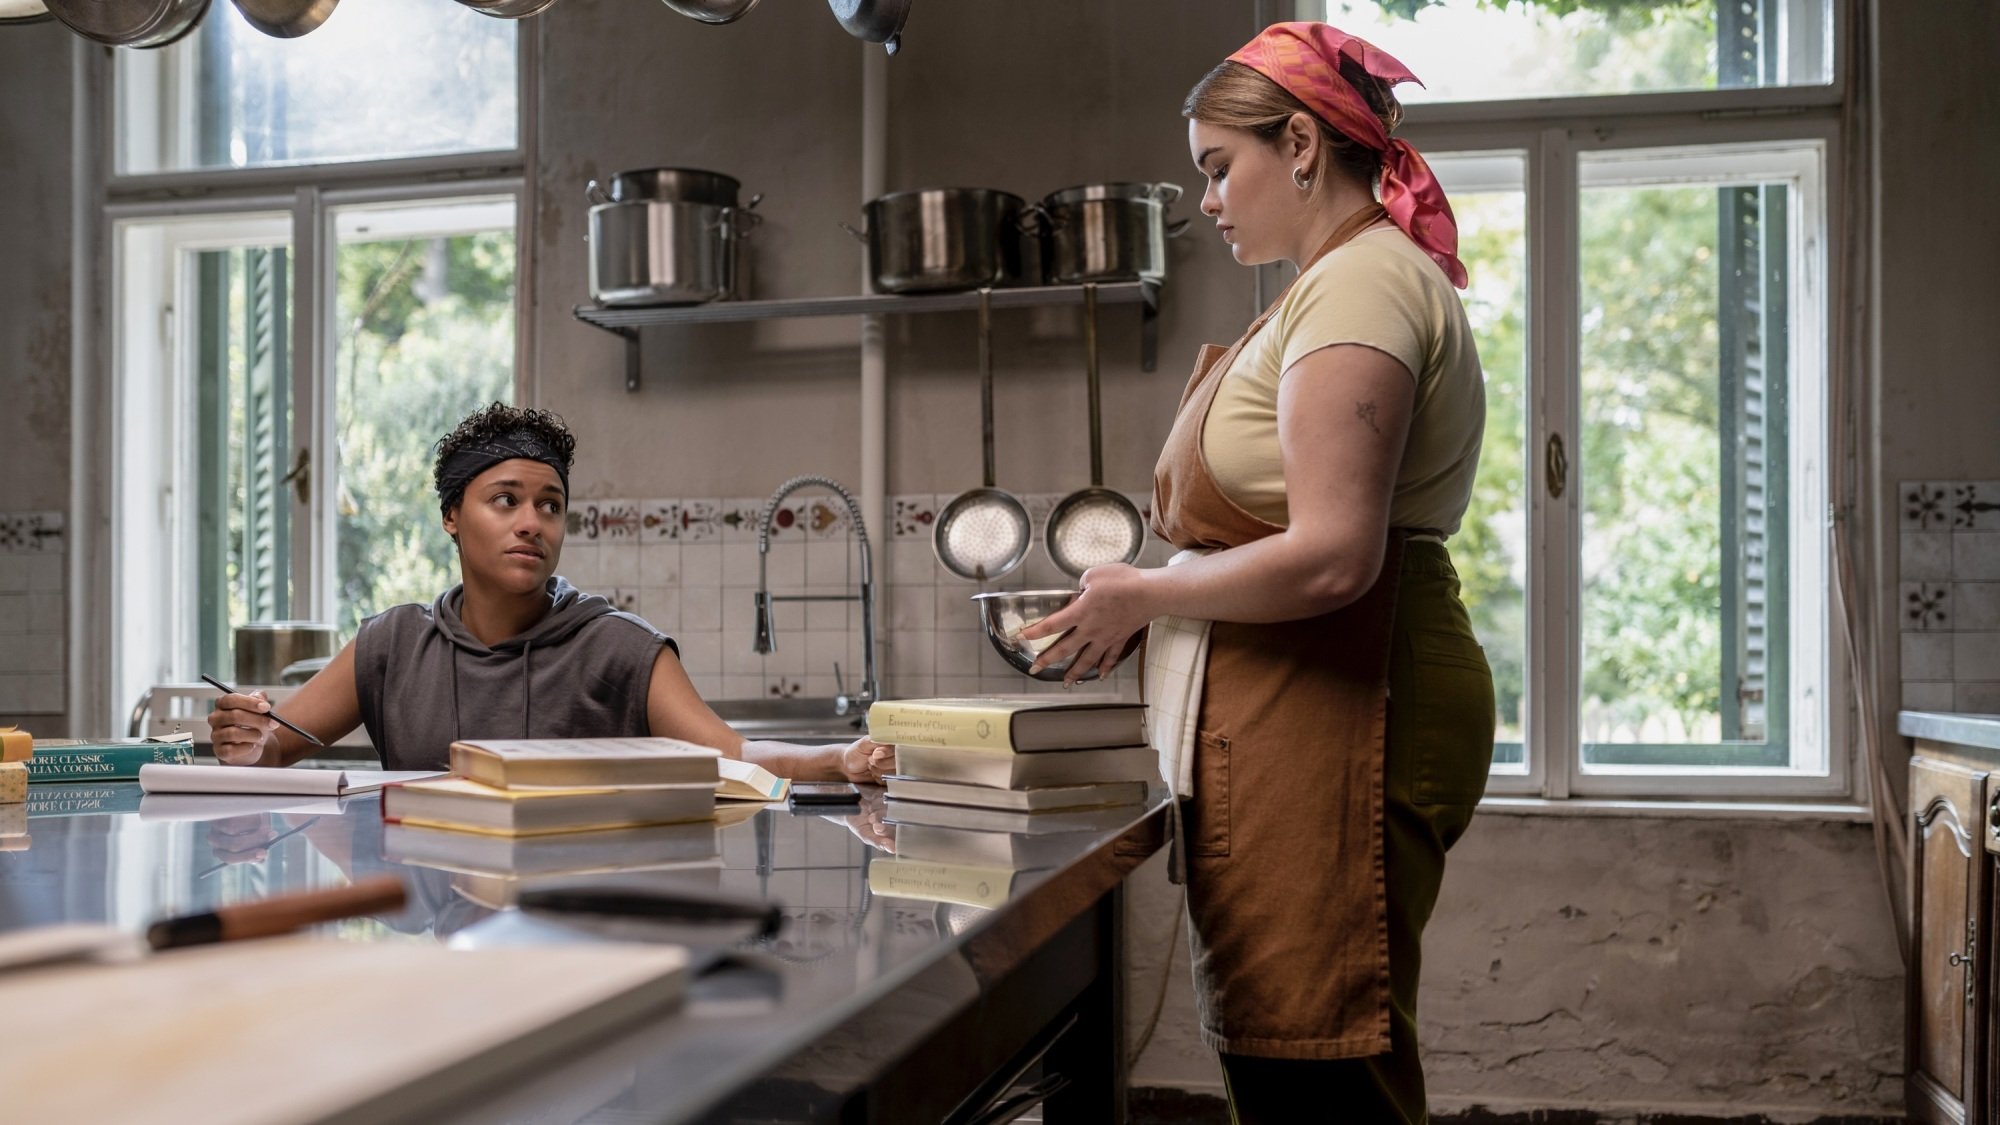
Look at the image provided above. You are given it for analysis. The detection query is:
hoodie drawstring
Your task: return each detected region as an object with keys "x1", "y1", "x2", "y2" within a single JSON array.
[{"x1": 522, "y1": 640, "x2": 533, "y2": 739}]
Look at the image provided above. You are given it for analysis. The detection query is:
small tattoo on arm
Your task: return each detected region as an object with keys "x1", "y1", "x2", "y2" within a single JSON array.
[{"x1": 1356, "y1": 401, "x2": 1382, "y2": 435}]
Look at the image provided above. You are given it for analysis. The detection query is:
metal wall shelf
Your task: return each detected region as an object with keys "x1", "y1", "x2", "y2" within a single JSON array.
[{"x1": 572, "y1": 280, "x2": 1160, "y2": 391}]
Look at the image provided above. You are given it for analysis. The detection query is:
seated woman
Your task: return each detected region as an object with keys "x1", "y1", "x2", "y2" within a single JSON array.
[{"x1": 209, "y1": 403, "x2": 893, "y2": 784}]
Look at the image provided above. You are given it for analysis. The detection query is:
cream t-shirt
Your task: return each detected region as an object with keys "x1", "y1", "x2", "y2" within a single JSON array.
[{"x1": 1201, "y1": 225, "x2": 1485, "y2": 535}]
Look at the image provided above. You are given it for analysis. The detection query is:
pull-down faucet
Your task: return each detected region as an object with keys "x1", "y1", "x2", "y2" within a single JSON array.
[{"x1": 752, "y1": 475, "x2": 880, "y2": 717}]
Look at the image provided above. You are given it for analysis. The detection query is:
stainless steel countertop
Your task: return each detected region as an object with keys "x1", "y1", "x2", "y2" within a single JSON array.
[
  {"x1": 1899, "y1": 710, "x2": 2000, "y2": 752},
  {"x1": 0, "y1": 782, "x2": 1168, "y2": 1123}
]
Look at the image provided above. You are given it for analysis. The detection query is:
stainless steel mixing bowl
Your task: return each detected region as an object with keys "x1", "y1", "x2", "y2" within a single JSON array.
[{"x1": 971, "y1": 589, "x2": 1142, "y2": 683}]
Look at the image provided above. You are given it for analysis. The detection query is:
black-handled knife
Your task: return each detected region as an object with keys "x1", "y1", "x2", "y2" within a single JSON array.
[{"x1": 518, "y1": 886, "x2": 784, "y2": 939}]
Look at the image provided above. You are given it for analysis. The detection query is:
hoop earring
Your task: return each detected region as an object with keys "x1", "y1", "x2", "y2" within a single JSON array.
[{"x1": 1292, "y1": 167, "x2": 1311, "y2": 191}]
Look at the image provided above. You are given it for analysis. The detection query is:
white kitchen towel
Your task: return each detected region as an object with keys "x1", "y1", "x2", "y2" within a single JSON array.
[{"x1": 1143, "y1": 548, "x2": 1214, "y2": 800}]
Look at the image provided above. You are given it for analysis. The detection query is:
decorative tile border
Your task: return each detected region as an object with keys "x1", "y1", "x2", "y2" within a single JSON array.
[
  {"x1": 0, "y1": 511, "x2": 63, "y2": 553},
  {"x1": 1900, "y1": 481, "x2": 2000, "y2": 713},
  {"x1": 557, "y1": 493, "x2": 1147, "y2": 703}
]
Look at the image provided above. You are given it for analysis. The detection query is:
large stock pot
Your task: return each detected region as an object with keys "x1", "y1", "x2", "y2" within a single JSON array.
[
  {"x1": 587, "y1": 167, "x2": 762, "y2": 307},
  {"x1": 843, "y1": 188, "x2": 1027, "y2": 294},
  {"x1": 1034, "y1": 181, "x2": 1186, "y2": 285}
]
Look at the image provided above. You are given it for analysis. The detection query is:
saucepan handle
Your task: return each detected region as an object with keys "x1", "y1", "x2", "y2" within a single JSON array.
[
  {"x1": 1150, "y1": 182, "x2": 1184, "y2": 205},
  {"x1": 586, "y1": 179, "x2": 611, "y2": 206},
  {"x1": 838, "y1": 219, "x2": 869, "y2": 243},
  {"x1": 1166, "y1": 218, "x2": 1192, "y2": 238}
]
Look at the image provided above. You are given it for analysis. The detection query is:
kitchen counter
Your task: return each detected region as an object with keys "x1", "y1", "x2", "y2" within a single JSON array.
[
  {"x1": 0, "y1": 780, "x2": 1168, "y2": 1123},
  {"x1": 1899, "y1": 710, "x2": 2000, "y2": 751}
]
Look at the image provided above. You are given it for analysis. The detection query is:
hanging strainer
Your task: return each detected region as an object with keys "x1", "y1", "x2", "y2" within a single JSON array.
[
  {"x1": 1045, "y1": 284, "x2": 1145, "y2": 578},
  {"x1": 933, "y1": 288, "x2": 1032, "y2": 582}
]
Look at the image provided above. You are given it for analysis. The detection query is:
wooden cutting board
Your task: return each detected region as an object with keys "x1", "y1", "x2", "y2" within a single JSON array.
[{"x1": 0, "y1": 936, "x2": 687, "y2": 1125}]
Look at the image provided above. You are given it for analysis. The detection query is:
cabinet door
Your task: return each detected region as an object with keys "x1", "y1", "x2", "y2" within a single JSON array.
[{"x1": 1911, "y1": 755, "x2": 1986, "y2": 1122}]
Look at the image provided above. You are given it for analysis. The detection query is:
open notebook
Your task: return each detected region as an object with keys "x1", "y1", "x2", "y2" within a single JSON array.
[{"x1": 138, "y1": 763, "x2": 445, "y2": 797}]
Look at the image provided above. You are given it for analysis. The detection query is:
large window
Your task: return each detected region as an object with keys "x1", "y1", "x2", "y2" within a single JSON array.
[
  {"x1": 100, "y1": 23, "x2": 524, "y2": 723},
  {"x1": 115, "y1": 0, "x2": 518, "y2": 176},
  {"x1": 1317, "y1": 0, "x2": 1831, "y2": 103},
  {"x1": 1305, "y1": 0, "x2": 1843, "y2": 800}
]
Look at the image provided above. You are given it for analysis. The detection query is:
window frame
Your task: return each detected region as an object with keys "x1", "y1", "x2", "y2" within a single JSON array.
[
  {"x1": 1404, "y1": 107, "x2": 1850, "y2": 803},
  {"x1": 75, "y1": 29, "x2": 536, "y2": 736}
]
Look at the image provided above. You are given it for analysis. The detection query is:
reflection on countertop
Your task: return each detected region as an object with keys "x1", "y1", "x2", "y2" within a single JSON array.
[{"x1": 0, "y1": 779, "x2": 1168, "y2": 1123}]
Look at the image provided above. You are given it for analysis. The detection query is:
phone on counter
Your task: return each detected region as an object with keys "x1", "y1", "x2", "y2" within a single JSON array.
[{"x1": 787, "y1": 782, "x2": 862, "y2": 806}]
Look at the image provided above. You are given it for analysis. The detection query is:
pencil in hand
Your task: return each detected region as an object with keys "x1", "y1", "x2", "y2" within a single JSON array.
[{"x1": 200, "y1": 674, "x2": 326, "y2": 748}]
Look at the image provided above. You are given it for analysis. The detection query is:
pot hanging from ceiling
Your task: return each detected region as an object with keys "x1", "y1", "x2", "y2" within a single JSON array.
[
  {"x1": 828, "y1": 0, "x2": 908, "y2": 53},
  {"x1": 44, "y1": 0, "x2": 210, "y2": 47}
]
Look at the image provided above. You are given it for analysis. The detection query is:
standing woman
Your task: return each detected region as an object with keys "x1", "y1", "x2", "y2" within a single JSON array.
[{"x1": 1021, "y1": 23, "x2": 1496, "y2": 1123}]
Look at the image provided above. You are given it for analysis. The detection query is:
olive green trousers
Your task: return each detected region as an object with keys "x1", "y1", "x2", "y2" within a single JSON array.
[{"x1": 1219, "y1": 541, "x2": 1496, "y2": 1125}]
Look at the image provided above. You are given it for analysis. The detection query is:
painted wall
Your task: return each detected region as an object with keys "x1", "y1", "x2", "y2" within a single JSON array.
[{"x1": 0, "y1": 24, "x2": 72, "y2": 729}]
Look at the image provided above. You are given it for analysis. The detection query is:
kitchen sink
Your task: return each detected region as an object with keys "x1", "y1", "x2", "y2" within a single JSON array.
[{"x1": 708, "y1": 697, "x2": 867, "y2": 744}]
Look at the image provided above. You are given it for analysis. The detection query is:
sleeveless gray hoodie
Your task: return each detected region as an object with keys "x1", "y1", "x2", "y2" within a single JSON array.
[{"x1": 353, "y1": 576, "x2": 675, "y2": 771}]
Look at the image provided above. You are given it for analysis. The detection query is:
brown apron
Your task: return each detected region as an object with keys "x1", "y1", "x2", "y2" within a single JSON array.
[{"x1": 1150, "y1": 204, "x2": 1407, "y2": 1059}]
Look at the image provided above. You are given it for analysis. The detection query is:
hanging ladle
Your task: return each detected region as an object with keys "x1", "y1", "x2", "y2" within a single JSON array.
[
  {"x1": 1044, "y1": 284, "x2": 1144, "y2": 578},
  {"x1": 932, "y1": 288, "x2": 1031, "y2": 583}
]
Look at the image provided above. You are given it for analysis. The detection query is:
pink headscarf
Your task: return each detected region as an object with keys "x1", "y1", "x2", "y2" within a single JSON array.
[{"x1": 1228, "y1": 22, "x2": 1467, "y2": 288}]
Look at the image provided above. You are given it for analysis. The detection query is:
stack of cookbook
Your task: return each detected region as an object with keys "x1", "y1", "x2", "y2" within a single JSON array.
[{"x1": 865, "y1": 698, "x2": 1153, "y2": 814}]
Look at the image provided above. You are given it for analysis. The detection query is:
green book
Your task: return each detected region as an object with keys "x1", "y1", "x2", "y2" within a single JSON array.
[
  {"x1": 25, "y1": 784, "x2": 146, "y2": 818},
  {"x1": 25, "y1": 742, "x2": 196, "y2": 783}
]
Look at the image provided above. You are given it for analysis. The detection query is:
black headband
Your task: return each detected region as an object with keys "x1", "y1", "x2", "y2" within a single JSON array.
[{"x1": 436, "y1": 430, "x2": 571, "y2": 516}]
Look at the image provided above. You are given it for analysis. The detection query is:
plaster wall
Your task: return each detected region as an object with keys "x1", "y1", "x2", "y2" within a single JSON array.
[
  {"x1": 0, "y1": 25, "x2": 73, "y2": 731},
  {"x1": 0, "y1": 24, "x2": 73, "y2": 505}
]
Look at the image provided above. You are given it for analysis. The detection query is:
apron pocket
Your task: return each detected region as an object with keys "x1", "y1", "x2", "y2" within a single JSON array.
[
  {"x1": 1186, "y1": 730, "x2": 1231, "y2": 856},
  {"x1": 1407, "y1": 629, "x2": 1497, "y2": 807}
]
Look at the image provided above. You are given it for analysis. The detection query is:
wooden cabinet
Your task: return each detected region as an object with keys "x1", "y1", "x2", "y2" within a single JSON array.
[{"x1": 1910, "y1": 750, "x2": 1993, "y2": 1123}]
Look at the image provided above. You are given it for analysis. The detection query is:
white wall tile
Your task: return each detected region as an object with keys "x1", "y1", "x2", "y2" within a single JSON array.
[
  {"x1": 688, "y1": 674, "x2": 722, "y2": 698},
  {"x1": 0, "y1": 557, "x2": 27, "y2": 593},
  {"x1": 805, "y1": 590, "x2": 850, "y2": 632},
  {"x1": 681, "y1": 543, "x2": 723, "y2": 588},
  {"x1": 804, "y1": 630, "x2": 850, "y2": 683},
  {"x1": 720, "y1": 589, "x2": 761, "y2": 648},
  {"x1": 0, "y1": 675, "x2": 24, "y2": 712},
  {"x1": 1903, "y1": 633, "x2": 1953, "y2": 680},
  {"x1": 806, "y1": 538, "x2": 851, "y2": 586},
  {"x1": 0, "y1": 593, "x2": 24, "y2": 635},
  {"x1": 888, "y1": 672, "x2": 935, "y2": 699},
  {"x1": 1954, "y1": 583, "x2": 2000, "y2": 631},
  {"x1": 937, "y1": 629, "x2": 989, "y2": 678},
  {"x1": 934, "y1": 583, "x2": 982, "y2": 630},
  {"x1": 640, "y1": 587, "x2": 681, "y2": 635},
  {"x1": 1955, "y1": 532, "x2": 2000, "y2": 581},
  {"x1": 601, "y1": 544, "x2": 642, "y2": 587},
  {"x1": 889, "y1": 539, "x2": 937, "y2": 586},
  {"x1": 640, "y1": 543, "x2": 682, "y2": 586},
  {"x1": 561, "y1": 543, "x2": 602, "y2": 587},
  {"x1": 885, "y1": 630, "x2": 935, "y2": 680},
  {"x1": 681, "y1": 589, "x2": 723, "y2": 633},
  {"x1": 23, "y1": 554, "x2": 60, "y2": 591},
  {"x1": 763, "y1": 541, "x2": 807, "y2": 589},
  {"x1": 26, "y1": 593, "x2": 60, "y2": 635},
  {"x1": 886, "y1": 582, "x2": 936, "y2": 632},
  {"x1": 936, "y1": 675, "x2": 983, "y2": 697},
  {"x1": 1903, "y1": 681, "x2": 1956, "y2": 712},
  {"x1": 722, "y1": 675, "x2": 765, "y2": 699},
  {"x1": 721, "y1": 542, "x2": 761, "y2": 588},
  {"x1": 762, "y1": 629, "x2": 806, "y2": 676},
  {"x1": 1901, "y1": 531, "x2": 1953, "y2": 582},
  {"x1": 1954, "y1": 632, "x2": 2000, "y2": 681},
  {"x1": 1955, "y1": 682, "x2": 2000, "y2": 715},
  {"x1": 720, "y1": 633, "x2": 765, "y2": 677}
]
